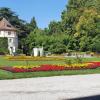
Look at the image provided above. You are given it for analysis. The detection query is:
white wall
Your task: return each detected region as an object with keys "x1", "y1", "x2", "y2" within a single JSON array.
[
  {"x1": 39, "y1": 48, "x2": 44, "y2": 57},
  {"x1": 33, "y1": 48, "x2": 39, "y2": 57},
  {"x1": 33, "y1": 48, "x2": 44, "y2": 57},
  {"x1": 8, "y1": 37, "x2": 18, "y2": 55},
  {"x1": 0, "y1": 31, "x2": 17, "y2": 38}
]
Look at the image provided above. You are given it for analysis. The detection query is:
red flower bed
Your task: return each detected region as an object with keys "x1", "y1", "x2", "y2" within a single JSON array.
[{"x1": 0, "y1": 62, "x2": 100, "y2": 73}]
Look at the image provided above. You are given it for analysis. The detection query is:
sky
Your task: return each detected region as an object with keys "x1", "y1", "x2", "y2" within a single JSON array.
[{"x1": 0, "y1": 0, "x2": 68, "y2": 29}]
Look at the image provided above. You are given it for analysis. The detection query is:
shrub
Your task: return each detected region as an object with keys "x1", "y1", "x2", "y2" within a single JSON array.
[
  {"x1": 16, "y1": 49, "x2": 23, "y2": 54},
  {"x1": 64, "y1": 59, "x2": 72, "y2": 65},
  {"x1": 76, "y1": 55, "x2": 83, "y2": 64}
]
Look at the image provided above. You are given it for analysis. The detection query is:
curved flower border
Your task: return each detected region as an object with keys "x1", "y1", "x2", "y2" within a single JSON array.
[{"x1": 0, "y1": 62, "x2": 100, "y2": 73}]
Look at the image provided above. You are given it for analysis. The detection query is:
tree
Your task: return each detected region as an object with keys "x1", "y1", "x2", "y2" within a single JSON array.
[
  {"x1": 75, "y1": 9, "x2": 99, "y2": 37},
  {"x1": 91, "y1": 35, "x2": 100, "y2": 53},
  {"x1": 0, "y1": 7, "x2": 15, "y2": 20},
  {"x1": 48, "y1": 21, "x2": 63, "y2": 35},
  {"x1": 0, "y1": 7, "x2": 26, "y2": 32},
  {"x1": 60, "y1": 0, "x2": 100, "y2": 52},
  {"x1": 26, "y1": 17, "x2": 38, "y2": 33},
  {"x1": 0, "y1": 38, "x2": 8, "y2": 54},
  {"x1": 26, "y1": 29, "x2": 45, "y2": 52}
]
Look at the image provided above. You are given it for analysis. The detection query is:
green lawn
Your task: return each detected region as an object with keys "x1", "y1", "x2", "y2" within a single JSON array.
[
  {"x1": 0, "y1": 56, "x2": 100, "y2": 80},
  {"x1": 0, "y1": 68, "x2": 100, "y2": 80}
]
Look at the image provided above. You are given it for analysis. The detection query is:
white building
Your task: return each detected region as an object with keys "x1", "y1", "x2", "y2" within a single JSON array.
[
  {"x1": 0, "y1": 18, "x2": 18, "y2": 55},
  {"x1": 33, "y1": 47, "x2": 44, "y2": 57}
]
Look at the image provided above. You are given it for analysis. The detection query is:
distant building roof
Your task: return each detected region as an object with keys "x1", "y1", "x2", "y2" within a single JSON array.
[{"x1": 0, "y1": 18, "x2": 17, "y2": 31}]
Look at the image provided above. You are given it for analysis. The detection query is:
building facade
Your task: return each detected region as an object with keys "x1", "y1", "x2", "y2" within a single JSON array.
[{"x1": 0, "y1": 18, "x2": 18, "y2": 55}]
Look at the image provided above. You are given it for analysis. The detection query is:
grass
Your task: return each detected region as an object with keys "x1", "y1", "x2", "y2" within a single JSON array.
[
  {"x1": 0, "y1": 56, "x2": 100, "y2": 80},
  {"x1": 65, "y1": 57, "x2": 100, "y2": 62},
  {"x1": 0, "y1": 68, "x2": 100, "y2": 80}
]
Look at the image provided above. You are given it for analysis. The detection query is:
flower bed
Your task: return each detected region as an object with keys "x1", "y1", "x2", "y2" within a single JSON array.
[
  {"x1": 5, "y1": 56, "x2": 65, "y2": 61},
  {"x1": 0, "y1": 62, "x2": 100, "y2": 73}
]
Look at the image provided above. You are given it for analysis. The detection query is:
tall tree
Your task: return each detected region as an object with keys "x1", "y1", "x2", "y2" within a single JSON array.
[
  {"x1": 25, "y1": 17, "x2": 38, "y2": 33},
  {"x1": 48, "y1": 21, "x2": 63, "y2": 35},
  {"x1": 61, "y1": 0, "x2": 100, "y2": 52},
  {"x1": 0, "y1": 7, "x2": 26, "y2": 32}
]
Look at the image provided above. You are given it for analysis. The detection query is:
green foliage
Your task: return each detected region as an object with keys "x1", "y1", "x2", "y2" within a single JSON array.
[
  {"x1": 0, "y1": 7, "x2": 26, "y2": 32},
  {"x1": 0, "y1": 38, "x2": 8, "y2": 54},
  {"x1": 91, "y1": 35, "x2": 100, "y2": 52},
  {"x1": 48, "y1": 21, "x2": 63, "y2": 35},
  {"x1": 61, "y1": 0, "x2": 100, "y2": 53},
  {"x1": 76, "y1": 55, "x2": 83, "y2": 64},
  {"x1": 16, "y1": 49, "x2": 23, "y2": 54},
  {"x1": 49, "y1": 42, "x2": 66, "y2": 54},
  {"x1": 26, "y1": 30, "x2": 69, "y2": 54},
  {"x1": 64, "y1": 59, "x2": 72, "y2": 65},
  {"x1": 25, "y1": 17, "x2": 38, "y2": 33}
]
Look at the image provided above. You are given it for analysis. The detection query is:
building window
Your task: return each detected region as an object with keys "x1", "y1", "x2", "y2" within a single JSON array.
[
  {"x1": 7, "y1": 24, "x2": 11, "y2": 27},
  {"x1": 8, "y1": 31, "x2": 11, "y2": 35},
  {"x1": 9, "y1": 39, "x2": 12, "y2": 43}
]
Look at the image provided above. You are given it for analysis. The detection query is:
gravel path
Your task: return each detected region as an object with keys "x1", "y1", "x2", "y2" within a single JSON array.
[{"x1": 0, "y1": 74, "x2": 100, "y2": 100}]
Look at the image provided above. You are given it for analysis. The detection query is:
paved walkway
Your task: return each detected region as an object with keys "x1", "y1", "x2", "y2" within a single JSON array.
[{"x1": 0, "y1": 74, "x2": 100, "y2": 100}]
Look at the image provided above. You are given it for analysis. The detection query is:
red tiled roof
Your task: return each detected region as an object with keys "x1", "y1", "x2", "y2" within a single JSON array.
[{"x1": 0, "y1": 18, "x2": 17, "y2": 31}]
